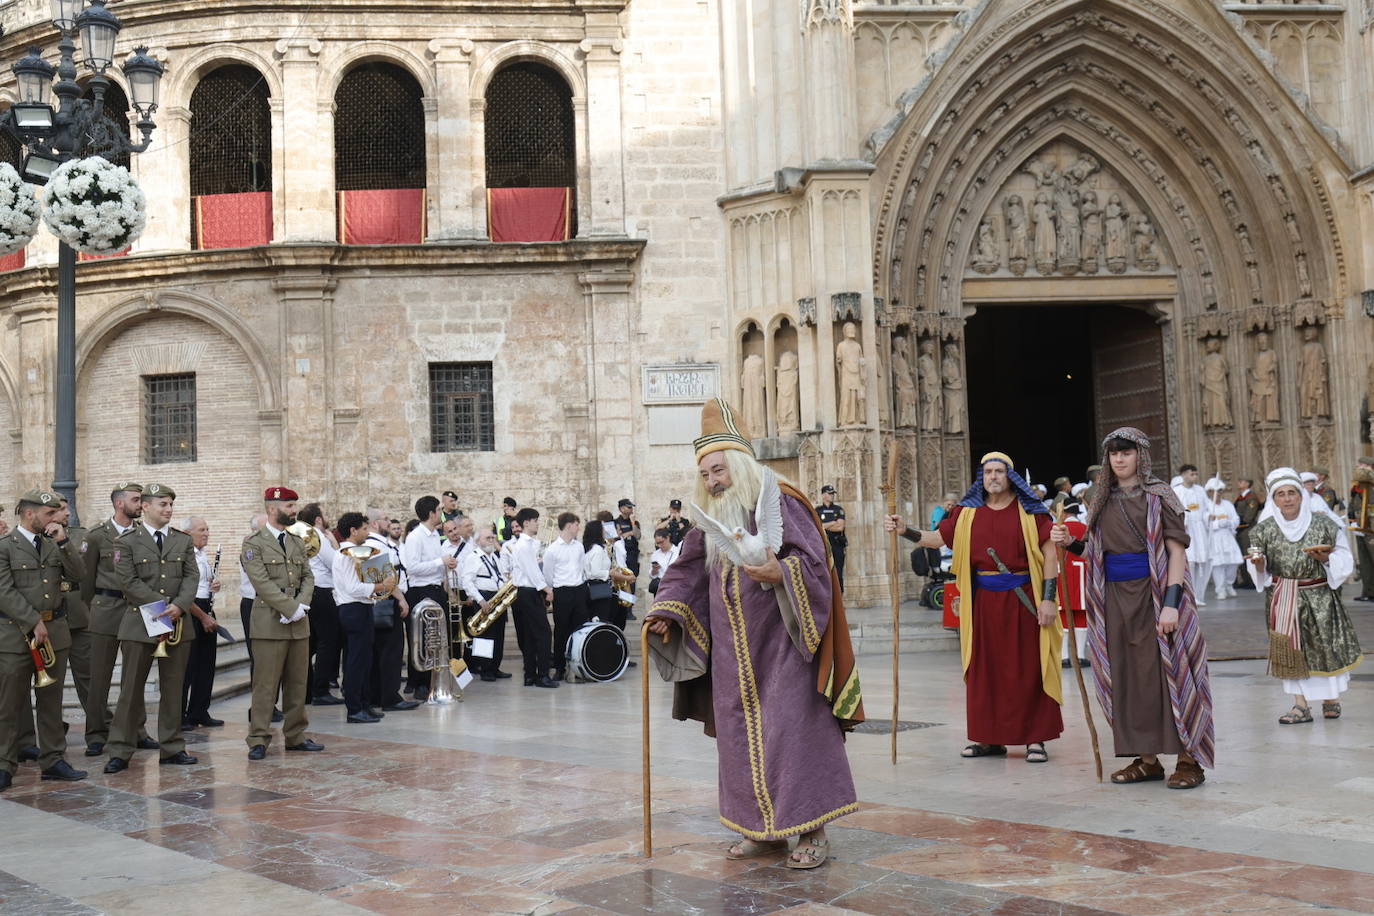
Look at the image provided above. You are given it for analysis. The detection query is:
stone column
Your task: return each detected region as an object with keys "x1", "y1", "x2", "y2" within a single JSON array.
[
  {"x1": 13, "y1": 296, "x2": 54, "y2": 490},
  {"x1": 801, "y1": 0, "x2": 858, "y2": 163},
  {"x1": 427, "y1": 38, "x2": 477, "y2": 240},
  {"x1": 581, "y1": 18, "x2": 627, "y2": 237},
  {"x1": 578, "y1": 267, "x2": 640, "y2": 508},
  {"x1": 274, "y1": 38, "x2": 333, "y2": 242},
  {"x1": 136, "y1": 104, "x2": 191, "y2": 252},
  {"x1": 267, "y1": 249, "x2": 337, "y2": 494}
]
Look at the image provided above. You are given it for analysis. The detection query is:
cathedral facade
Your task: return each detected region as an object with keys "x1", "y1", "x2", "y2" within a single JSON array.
[{"x1": 1, "y1": 0, "x2": 1371, "y2": 603}]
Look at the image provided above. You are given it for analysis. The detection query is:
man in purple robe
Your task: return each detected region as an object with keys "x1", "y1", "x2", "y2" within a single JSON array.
[{"x1": 646, "y1": 398, "x2": 863, "y2": 870}]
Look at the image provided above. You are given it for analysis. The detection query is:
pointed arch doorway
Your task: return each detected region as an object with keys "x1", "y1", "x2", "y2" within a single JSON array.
[{"x1": 964, "y1": 301, "x2": 1170, "y2": 485}]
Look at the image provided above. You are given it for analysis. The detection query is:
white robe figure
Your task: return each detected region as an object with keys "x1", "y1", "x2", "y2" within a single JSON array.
[
  {"x1": 1202, "y1": 478, "x2": 1243, "y2": 601},
  {"x1": 1173, "y1": 475, "x2": 1213, "y2": 606}
]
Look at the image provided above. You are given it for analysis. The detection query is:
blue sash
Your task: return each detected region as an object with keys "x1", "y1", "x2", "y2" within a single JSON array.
[
  {"x1": 1105, "y1": 551, "x2": 1150, "y2": 582},
  {"x1": 974, "y1": 572, "x2": 1031, "y2": 592}
]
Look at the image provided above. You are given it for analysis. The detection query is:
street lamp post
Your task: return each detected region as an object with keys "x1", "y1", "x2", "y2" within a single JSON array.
[{"x1": 2, "y1": 0, "x2": 164, "y2": 525}]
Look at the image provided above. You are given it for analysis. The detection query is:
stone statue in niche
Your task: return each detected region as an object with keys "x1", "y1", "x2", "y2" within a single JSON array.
[
  {"x1": 1032, "y1": 191, "x2": 1057, "y2": 275},
  {"x1": 1200, "y1": 337, "x2": 1233, "y2": 429},
  {"x1": 1249, "y1": 331, "x2": 1281, "y2": 425},
  {"x1": 916, "y1": 337, "x2": 942, "y2": 432},
  {"x1": 891, "y1": 339, "x2": 918, "y2": 428},
  {"x1": 1298, "y1": 325, "x2": 1330, "y2": 420},
  {"x1": 1066, "y1": 152, "x2": 1100, "y2": 185},
  {"x1": 1023, "y1": 156, "x2": 1059, "y2": 189},
  {"x1": 1080, "y1": 191, "x2": 1103, "y2": 274},
  {"x1": 1003, "y1": 195, "x2": 1028, "y2": 276},
  {"x1": 942, "y1": 340, "x2": 966, "y2": 435},
  {"x1": 1104, "y1": 193, "x2": 1129, "y2": 274},
  {"x1": 775, "y1": 350, "x2": 800, "y2": 435},
  {"x1": 1054, "y1": 176, "x2": 1081, "y2": 274},
  {"x1": 970, "y1": 219, "x2": 999, "y2": 275},
  {"x1": 741, "y1": 353, "x2": 767, "y2": 437},
  {"x1": 835, "y1": 321, "x2": 867, "y2": 427},
  {"x1": 1133, "y1": 213, "x2": 1161, "y2": 272}
]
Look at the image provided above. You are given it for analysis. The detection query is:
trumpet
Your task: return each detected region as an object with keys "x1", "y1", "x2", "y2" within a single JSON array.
[
  {"x1": 468, "y1": 581, "x2": 517, "y2": 635},
  {"x1": 16, "y1": 623, "x2": 57, "y2": 689},
  {"x1": 152, "y1": 613, "x2": 184, "y2": 659},
  {"x1": 287, "y1": 521, "x2": 321, "y2": 558}
]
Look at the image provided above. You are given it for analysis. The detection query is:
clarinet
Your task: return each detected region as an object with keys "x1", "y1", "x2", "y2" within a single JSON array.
[{"x1": 209, "y1": 545, "x2": 237, "y2": 643}]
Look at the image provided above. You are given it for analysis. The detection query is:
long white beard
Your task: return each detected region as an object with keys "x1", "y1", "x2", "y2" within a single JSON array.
[{"x1": 699, "y1": 485, "x2": 756, "y2": 569}]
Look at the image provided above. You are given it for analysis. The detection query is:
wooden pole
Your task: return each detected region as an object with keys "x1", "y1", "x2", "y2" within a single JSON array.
[
  {"x1": 1054, "y1": 506, "x2": 1103, "y2": 782},
  {"x1": 884, "y1": 439, "x2": 901, "y2": 765},
  {"x1": 640, "y1": 622, "x2": 653, "y2": 857}
]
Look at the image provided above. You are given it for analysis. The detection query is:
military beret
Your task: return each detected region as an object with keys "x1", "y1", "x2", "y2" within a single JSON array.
[
  {"x1": 17, "y1": 488, "x2": 60, "y2": 507},
  {"x1": 143, "y1": 483, "x2": 177, "y2": 500},
  {"x1": 264, "y1": 486, "x2": 299, "y2": 502}
]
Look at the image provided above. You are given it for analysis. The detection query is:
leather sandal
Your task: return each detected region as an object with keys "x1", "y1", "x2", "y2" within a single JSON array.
[
  {"x1": 961, "y1": 743, "x2": 1007, "y2": 758},
  {"x1": 1026, "y1": 742, "x2": 1048, "y2": 763},
  {"x1": 1322, "y1": 701, "x2": 1341, "y2": 719},
  {"x1": 725, "y1": 838, "x2": 787, "y2": 860},
  {"x1": 1167, "y1": 759, "x2": 1205, "y2": 789},
  {"x1": 784, "y1": 836, "x2": 830, "y2": 870},
  {"x1": 1110, "y1": 757, "x2": 1165, "y2": 784},
  {"x1": 1278, "y1": 704, "x2": 1313, "y2": 725}
]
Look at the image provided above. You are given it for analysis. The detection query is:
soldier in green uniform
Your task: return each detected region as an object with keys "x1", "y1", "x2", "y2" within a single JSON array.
[
  {"x1": 242, "y1": 486, "x2": 323, "y2": 759},
  {"x1": 80, "y1": 483, "x2": 155, "y2": 756},
  {"x1": 104, "y1": 483, "x2": 200, "y2": 772},
  {"x1": 0, "y1": 488, "x2": 88, "y2": 790}
]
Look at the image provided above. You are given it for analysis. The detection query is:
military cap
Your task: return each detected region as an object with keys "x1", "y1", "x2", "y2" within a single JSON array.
[
  {"x1": 142, "y1": 483, "x2": 177, "y2": 500},
  {"x1": 1312, "y1": 465, "x2": 1330, "y2": 477},
  {"x1": 1054, "y1": 476, "x2": 1071, "y2": 487},
  {"x1": 16, "y1": 487, "x2": 60, "y2": 507},
  {"x1": 114, "y1": 481, "x2": 144, "y2": 494}
]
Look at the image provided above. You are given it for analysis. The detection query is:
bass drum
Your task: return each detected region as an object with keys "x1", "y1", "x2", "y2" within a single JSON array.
[{"x1": 566, "y1": 621, "x2": 629, "y2": 683}]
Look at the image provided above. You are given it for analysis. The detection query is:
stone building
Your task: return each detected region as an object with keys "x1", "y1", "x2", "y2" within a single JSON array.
[{"x1": 1, "y1": 0, "x2": 1372, "y2": 605}]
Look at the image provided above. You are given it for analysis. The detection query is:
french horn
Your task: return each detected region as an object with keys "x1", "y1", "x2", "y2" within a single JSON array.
[{"x1": 287, "y1": 521, "x2": 322, "y2": 558}]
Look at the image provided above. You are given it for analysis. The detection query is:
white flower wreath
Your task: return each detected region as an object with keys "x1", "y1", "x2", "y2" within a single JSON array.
[
  {"x1": 41, "y1": 156, "x2": 147, "y2": 255},
  {"x1": 0, "y1": 162, "x2": 41, "y2": 257}
]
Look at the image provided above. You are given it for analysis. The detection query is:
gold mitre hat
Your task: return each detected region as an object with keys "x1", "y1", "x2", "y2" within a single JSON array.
[{"x1": 693, "y1": 398, "x2": 755, "y2": 462}]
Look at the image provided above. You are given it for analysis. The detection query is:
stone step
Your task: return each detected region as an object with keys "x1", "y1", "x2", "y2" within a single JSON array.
[{"x1": 845, "y1": 600, "x2": 959, "y2": 652}]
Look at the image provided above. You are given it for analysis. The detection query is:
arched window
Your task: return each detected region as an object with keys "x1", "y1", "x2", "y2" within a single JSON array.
[
  {"x1": 80, "y1": 80, "x2": 131, "y2": 169},
  {"x1": 334, "y1": 62, "x2": 426, "y2": 244},
  {"x1": 484, "y1": 61, "x2": 575, "y2": 241},
  {"x1": 189, "y1": 64, "x2": 273, "y2": 249},
  {"x1": 0, "y1": 117, "x2": 24, "y2": 271}
]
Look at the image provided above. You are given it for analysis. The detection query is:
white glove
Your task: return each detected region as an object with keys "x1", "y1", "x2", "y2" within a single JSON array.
[{"x1": 280, "y1": 605, "x2": 308, "y2": 625}]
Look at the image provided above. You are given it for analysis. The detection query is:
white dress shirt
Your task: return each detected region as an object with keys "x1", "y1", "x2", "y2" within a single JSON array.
[
  {"x1": 400, "y1": 523, "x2": 448, "y2": 586},
  {"x1": 309, "y1": 532, "x2": 338, "y2": 589},
  {"x1": 648, "y1": 544, "x2": 680, "y2": 578},
  {"x1": 509, "y1": 533, "x2": 548, "y2": 589},
  {"x1": 584, "y1": 544, "x2": 611, "y2": 581},
  {"x1": 143, "y1": 520, "x2": 171, "y2": 543},
  {"x1": 332, "y1": 543, "x2": 378, "y2": 604},
  {"x1": 542, "y1": 536, "x2": 586, "y2": 588},
  {"x1": 461, "y1": 548, "x2": 504, "y2": 598},
  {"x1": 365, "y1": 531, "x2": 404, "y2": 589},
  {"x1": 195, "y1": 546, "x2": 212, "y2": 600},
  {"x1": 612, "y1": 539, "x2": 628, "y2": 570},
  {"x1": 16, "y1": 526, "x2": 38, "y2": 548},
  {"x1": 240, "y1": 566, "x2": 256, "y2": 600}
]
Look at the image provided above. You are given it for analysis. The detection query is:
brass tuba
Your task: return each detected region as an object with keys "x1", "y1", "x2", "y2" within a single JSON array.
[
  {"x1": 468, "y1": 581, "x2": 517, "y2": 636},
  {"x1": 409, "y1": 598, "x2": 462, "y2": 704},
  {"x1": 287, "y1": 521, "x2": 321, "y2": 558}
]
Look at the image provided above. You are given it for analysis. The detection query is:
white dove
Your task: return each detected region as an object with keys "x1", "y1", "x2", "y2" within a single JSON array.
[{"x1": 691, "y1": 466, "x2": 785, "y2": 589}]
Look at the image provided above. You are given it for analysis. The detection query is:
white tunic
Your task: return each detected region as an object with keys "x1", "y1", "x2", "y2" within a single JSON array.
[
  {"x1": 1173, "y1": 483, "x2": 1212, "y2": 563},
  {"x1": 1204, "y1": 498, "x2": 1243, "y2": 566}
]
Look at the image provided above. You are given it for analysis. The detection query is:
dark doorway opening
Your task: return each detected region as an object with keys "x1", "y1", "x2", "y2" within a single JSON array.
[{"x1": 963, "y1": 303, "x2": 1167, "y2": 491}]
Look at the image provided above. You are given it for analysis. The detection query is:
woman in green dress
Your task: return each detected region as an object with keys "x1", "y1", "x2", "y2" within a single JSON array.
[{"x1": 1245, "y1": 468, "x2": 1363, "y2": 724}]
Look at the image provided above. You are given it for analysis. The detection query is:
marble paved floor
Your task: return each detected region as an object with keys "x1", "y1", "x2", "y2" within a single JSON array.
[{"x1": 1, "y1": 591, "x2": 1371, "y2": 915}]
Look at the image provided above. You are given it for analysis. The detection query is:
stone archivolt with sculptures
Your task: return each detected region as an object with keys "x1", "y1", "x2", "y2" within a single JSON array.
[{"x1": 968, "y1": 143, "x2": 1169, "y2": 278}]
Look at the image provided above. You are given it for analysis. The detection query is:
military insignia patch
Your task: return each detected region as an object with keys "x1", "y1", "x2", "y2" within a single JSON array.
[
  {"x1": 245, "y1": 548, "x2": 255, "y2": 561},
  {"x1": 80, "y1": 541, "x2": 88, "y2": 553},
  {"x1": 112, "y1": 549, "x2": 121, "y2": 563}
]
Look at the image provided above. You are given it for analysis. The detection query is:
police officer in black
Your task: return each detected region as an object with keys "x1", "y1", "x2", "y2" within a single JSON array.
[
  {"x1": 659, "y1": 499, "x2": 694, "y2": 546},
  {"x1": 815, "y1": 485, "x2": 848, "y2": 592}
]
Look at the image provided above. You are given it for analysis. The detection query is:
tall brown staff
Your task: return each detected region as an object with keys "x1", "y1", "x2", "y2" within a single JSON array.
[
  {"x1": 640, "y1": 621, "x2": 654, "y2": 857},
  {"x1": 1054, "y1": 505, "x2": 1102, "y2": 781},
  {"x1": 883, "y1": 439, "x2": 900, "y2": 765}
]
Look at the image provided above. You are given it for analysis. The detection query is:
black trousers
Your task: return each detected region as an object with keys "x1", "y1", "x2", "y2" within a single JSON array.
[
  {"x1": 831, "y1": 544, "x2": 847, "y2": 592},
  {"x1": 308, "y1": 586, "x2": 341, "y2": 697},
  {"x1": 404, "y1": 584, "x2": 448, "y2": 692},
  {"x1": 240, "y1": 597, "x2": 255, "y2": 670},
  {"x1": 181, "y1": 597, "x2": 218, "y2": 722},
  {"x1": 336, "y1": 602, "x2": 375, "y2": 716},
  {"x1": 512, "y1": 587, "x2": 552, "y2": 681},
  {"x1": 368, "y1": 602, "x2": 406, "y2": 708},
  {"x1": 469, "y1": 589, "x2": 506, "y2": 673},
  {"x1": 589, "y1": 595, "x2": 624, "y2": 631},
  {"x1": 551, "y1": 584, "x2": 589, "y2": 674},
  {"x1": 625, "y1": 548, "x2": 641, "y2": 578}
]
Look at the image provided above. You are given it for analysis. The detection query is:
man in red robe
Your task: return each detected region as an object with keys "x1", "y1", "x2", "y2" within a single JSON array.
[{"x1": 887, "y1": 452, "x2": 1064, "y2": 762}]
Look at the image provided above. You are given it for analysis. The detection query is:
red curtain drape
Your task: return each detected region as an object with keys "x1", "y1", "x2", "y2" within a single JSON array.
[
  {"x1": 487, "y1": 188, "x2": 571, "y2": 243},
  {"x1": 0, "y1": 250, "x2": 24, "y2": 272},
  {"x1": 195, "y1": 191, "x2": 273, "y2": 249},
  {"x1": 79, "y1": 248, "x2": 130, "y2": 262},
  {"x1": 338, "y1": 189, "x2": 426, "y2": 244}
]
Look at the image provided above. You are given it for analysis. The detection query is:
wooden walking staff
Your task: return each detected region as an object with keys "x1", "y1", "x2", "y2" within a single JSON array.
[
  {"x1": 1053, "y1": 505, "x2": 1102, "y2": 782},
  {"x1": 640, "y1": 621, "x2": 654, "y2": 857},
  {"x1": 883, "y1": 439, "x2": 901, "y2": 765}
]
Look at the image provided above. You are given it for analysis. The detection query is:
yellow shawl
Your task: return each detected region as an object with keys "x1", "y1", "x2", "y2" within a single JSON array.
[{"x1": 951, "y1": 503, "x2": 1063, "y2": 704}]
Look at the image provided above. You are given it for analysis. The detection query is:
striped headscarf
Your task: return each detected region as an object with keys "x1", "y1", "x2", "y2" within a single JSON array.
[
  {"x1": 958, "y1": 451, "x2": 1047, "y2": 515},
  {"x1": 1082, "y1": 428, "x2": 1215, "y2": 768}
]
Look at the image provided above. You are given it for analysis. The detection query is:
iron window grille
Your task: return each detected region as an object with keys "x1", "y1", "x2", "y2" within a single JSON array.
[
  {"x1": 143, "y1": 373, "x2": 197, "y2": 464},
  {"x1": 334, "y1": 62, "x2": 426, "y2": 192},
  {"x1": 429, "y1": 363, "x2": 494, "y2": 452},
  {"x1": 484, "y1": 61, "x2": 576, "y2": 233}
]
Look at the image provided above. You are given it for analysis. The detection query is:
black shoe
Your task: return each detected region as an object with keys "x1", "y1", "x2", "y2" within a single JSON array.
[
  {"x1": 247, "y1": 745, "x2": 267, "y2": 761},
  {"x1": 1061, "y1": 658, "x2": 1073, "y2": 668},
  {"x1": 0, "y1": 771, "x2": 11, "y2": 791},
  {"x1": 42, "y1": 760, "x2": 88, "y2": 782},
  {"x1": 160, "y1": 751, "x2": 198, "y2": 766},
  {"x1": 186, "y1": 714, "x2": 224, "y2": 727},
  {"x1": 271, "y1": 708, "x2": 283, "y2": 723},
  {"x1": 383, "y1": 700, "x2": 421, "y2": 711},
  {"x1": 1078, "y1": 658, "x2": 1092, "y2": 668},
  {"x1": 181, "y1": 721, "x2": 197, "y2": 732},
  {"x1": 84, "y1": 743, "x2": 104, "y2": 757},
  {"x1": 626, "y1": 660, "x2": 637, "y2": 668},
  {"x1": 136, "y1": 737, "x2": 160, "y2": 750},
  {"x1": 347, "y1": 712, "x2": 382, "y2": 724},
  {"x1": 17, "y1": 746, "x2": 39, "y2": 763},
  {"x1": 312, "y1": 694, "x2": 344, "y2": 706},
  {"x1": 532, "y1": 676, "x2": 560, "y2": 688},
  {"x1": 103, "y1": 757, "x2": 129, "y2": 774},
  {"x1": 366, "y1": 707, "x2": 386, "y2": 718},
  {"x1": 492, "y1": 670, "x2": 513, "y2": 679},
  {"x1": 1354, "y1": 595, "x2": 1374, "y2": 603},
  {"x1": 286, "y1": 740, "x2": 324, "y2": 752},
  {"x1": 480, "y1": 673, "x2": 497, "y2": 682},
  {"x1": 553, "y1": 670, "x2": 566, "y2": 682}
]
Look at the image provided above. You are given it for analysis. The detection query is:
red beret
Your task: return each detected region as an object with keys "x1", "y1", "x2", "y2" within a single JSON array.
[{"x1": 264, "y1": 486, "x2": 299, "y2": 502}]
